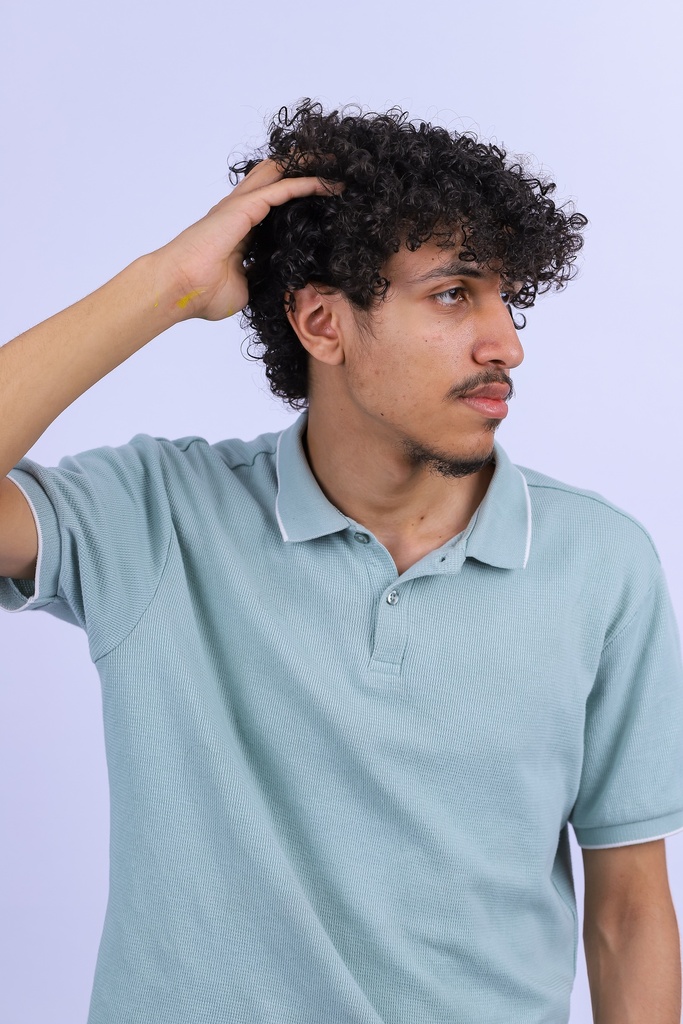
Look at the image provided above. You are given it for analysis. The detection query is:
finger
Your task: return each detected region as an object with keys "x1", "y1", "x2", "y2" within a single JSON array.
[
  {"x1": 232, "y1": 228, "x2": 253, "y2": 261},
  {"x1": 253, "y1": 174, "x2": 344, "y2": 210},
  {"x1": 205, "y1": 161, "x2": 283, "y2": 215},
  {"x1": 232, "y1": 158, "x2": 285, "y2": 195},
  {"x1": 234, "y1": 157, "x2": 342, "y2": 197}
]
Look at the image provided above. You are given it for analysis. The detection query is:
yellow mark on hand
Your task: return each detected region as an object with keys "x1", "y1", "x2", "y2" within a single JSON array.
[{"x1": 176, "y1": 289, "x2": 203, "y2": 310}]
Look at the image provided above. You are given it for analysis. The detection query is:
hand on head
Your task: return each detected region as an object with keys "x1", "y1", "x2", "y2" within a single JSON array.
[{"x1": 157, "y1": 159, "x2": 343, "y2": 322}]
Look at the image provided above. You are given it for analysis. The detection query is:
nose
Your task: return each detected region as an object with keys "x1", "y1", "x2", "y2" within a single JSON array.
[{"x1": 472, "y1": 297, "x2": 525, "y2": 370}]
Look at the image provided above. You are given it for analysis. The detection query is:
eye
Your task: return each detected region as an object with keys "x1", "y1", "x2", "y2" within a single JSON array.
[{"x1": 434, "y1": 287, "x2": 466, "y2": 306}]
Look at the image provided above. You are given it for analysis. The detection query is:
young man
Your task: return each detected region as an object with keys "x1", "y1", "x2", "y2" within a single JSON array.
[{"x1": 1, "y1": 100, "x2": 681, "y2": 1023}]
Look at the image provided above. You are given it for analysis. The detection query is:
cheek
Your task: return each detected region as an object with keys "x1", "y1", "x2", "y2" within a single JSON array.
[
  {"x1": 346, "y1": 313, "x2": 458, "y2": 403},
  {"x1": 345, "y1": 338, "x2": 417, "y2": 413}
]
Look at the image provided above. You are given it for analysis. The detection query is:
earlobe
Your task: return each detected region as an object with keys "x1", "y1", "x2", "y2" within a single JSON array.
[{"x1": 285, "y1": 283, "x2": 345, "y2": 366}]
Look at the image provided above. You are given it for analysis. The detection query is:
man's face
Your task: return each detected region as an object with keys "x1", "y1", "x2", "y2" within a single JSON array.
[{"x1": 315, "y1": 239, "x2": 525, "y2": 478}]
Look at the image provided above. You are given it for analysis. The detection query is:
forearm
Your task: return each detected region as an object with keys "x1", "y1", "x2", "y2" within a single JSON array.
[
  {"x1": 0, "y1": 249, "x2": 186, "y2": 480},
  {"x1": 584, "y1": 904, "x2": 682, "y2": 1023}
]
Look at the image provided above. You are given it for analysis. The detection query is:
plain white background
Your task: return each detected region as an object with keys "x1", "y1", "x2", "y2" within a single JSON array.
[{"x1": 1, "y1": 0, "x2": 682, "y2": 1020}]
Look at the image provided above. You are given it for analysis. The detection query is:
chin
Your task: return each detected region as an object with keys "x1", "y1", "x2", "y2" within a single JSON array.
[{"x1": 403, "y1": 432, "x2": 496, "y2": 479}]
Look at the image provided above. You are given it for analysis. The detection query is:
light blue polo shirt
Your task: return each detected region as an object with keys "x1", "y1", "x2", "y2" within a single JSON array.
[{"x1": 2, "y1": 411, "x2": 683, "y2": 1024}]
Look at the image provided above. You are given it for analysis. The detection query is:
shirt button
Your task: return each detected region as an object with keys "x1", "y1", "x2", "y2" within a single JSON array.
[
  {"x1": 354, "y1": 532, "x2": 370, "y2": 544},
  {"x1": 386, "y1": 590, "x2": 399, "y2": 605}
]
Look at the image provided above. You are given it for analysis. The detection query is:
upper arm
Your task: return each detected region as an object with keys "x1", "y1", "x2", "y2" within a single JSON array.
[
  {"x1": 0, "y1": 476, "x2": 38, "y2": 580},
  {"x1": 0, "y1": 437, "x2": 175, "y2": 657},
  {"x1": 582, "y1": 839, "x2": 674, "y2": 928}
]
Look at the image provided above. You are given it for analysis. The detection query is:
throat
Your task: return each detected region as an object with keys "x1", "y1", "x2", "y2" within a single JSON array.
[
  {"x1": 378, "y1": 531, "x2": 462, "y2": 576},
  {"x1": 391, "y1": 548, "x2": 431, "y2": 576},
  {"x1": 366, "y1": 464, "x2": 494, "y2": 575}
]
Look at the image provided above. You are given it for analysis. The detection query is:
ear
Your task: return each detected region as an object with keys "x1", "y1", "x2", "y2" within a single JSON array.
[{"x1": 285, "y1": 283, "x2": 348, "y2": 367}]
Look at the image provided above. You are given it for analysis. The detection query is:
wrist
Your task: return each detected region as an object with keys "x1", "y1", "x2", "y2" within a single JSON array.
[{"x1": 142, "y1": 244, "x2": 213, "y2": 325}]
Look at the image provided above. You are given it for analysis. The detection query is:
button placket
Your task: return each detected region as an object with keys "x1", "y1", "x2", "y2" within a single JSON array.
[
  {"x1": 346, "y1": 525, "x2": 410, "y2": 694},
  {"x1": 364, "y1": 582, "x2": 411, "y2": 694}
]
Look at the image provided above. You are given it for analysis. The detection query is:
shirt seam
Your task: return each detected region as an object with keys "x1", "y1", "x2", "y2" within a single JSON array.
[
  {"x1": 600, "y1": 579, "x2": 657, "y2": 654},
  {"x1": 160, "y1": 435, "x2": 278, "y2": 472},
  {"x1": 92, "y1": 528, "x2": 174, "y2": 664},
  {"x1": 213, "y1": 445, "x2": 278, "y2": 471}
]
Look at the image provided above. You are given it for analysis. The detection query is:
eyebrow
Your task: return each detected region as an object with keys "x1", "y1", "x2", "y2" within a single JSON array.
[{"x1": 410, "y1": 261, "x2": 487, "y2": 284}]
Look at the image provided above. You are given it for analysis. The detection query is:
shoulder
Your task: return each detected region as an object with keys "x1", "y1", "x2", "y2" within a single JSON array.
[
  {"x1": 26, "y1": 428, "x2": 283, "y2": 518},
  {"x1": 517, "y1": 462, "x2": 659, "y2": 553},
  {"x1": 514, "y1": 461, "x2": 662, "y2": 592},
  {"x1": 124, "y1": 428, "x2": 280, "y2": 466},
  {"x1": 58, "y1": 428, "x2": 282, "y2": 479}
]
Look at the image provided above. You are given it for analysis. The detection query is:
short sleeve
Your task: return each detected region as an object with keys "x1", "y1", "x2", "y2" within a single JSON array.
[
  {"x1": 570, "y1": 557, "x2": 683, "y2": 848},
  {"x1": 0, "y1": 435, "x2": 174, "y2": 661}
]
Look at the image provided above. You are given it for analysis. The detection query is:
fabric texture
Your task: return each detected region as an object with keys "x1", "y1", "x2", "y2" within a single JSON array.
[{"x1": 2, "y1": 411, "x2": 682, "y2": 1024}]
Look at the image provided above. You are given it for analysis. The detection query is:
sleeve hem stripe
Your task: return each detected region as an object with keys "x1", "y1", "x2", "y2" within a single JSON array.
[
  {"x1": 579, "y1": 824, "x2": 683, "y2": 849},
  {"x1": 5, "y1": 473, "x2": 43, "y2": 610}
]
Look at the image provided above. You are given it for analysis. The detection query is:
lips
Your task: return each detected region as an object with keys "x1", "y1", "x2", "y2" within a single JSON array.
[
  {"x1": 458, "y1": 382, "x2": 511, "y2": 419},
  {"x1": 461, "y1": 383, "x2": 511, "y2": 401}
]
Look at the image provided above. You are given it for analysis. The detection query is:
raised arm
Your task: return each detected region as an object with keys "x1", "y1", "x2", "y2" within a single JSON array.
[{"x1": 0, "y1": 161, "x2": 337, "y2": 579}]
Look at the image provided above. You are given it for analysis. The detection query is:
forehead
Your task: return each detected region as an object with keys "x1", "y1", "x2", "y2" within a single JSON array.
[{"x1": 383, "y1": 240, "x2": 501, "y2": 286}]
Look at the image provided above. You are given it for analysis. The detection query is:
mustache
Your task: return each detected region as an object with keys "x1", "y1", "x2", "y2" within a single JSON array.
[{"x1": 444, "y1": 370, "x2": 515, "y2": 402}]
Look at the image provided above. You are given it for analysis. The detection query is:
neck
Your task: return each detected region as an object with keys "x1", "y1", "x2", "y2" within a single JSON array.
[{"x1": 303, "y1": 401, "x2": 495, "y2": 559}]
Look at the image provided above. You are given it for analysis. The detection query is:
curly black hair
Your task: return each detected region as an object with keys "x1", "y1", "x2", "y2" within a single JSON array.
[{"x1": 229, "y1": 99, "x2": 588, "y2": 410}]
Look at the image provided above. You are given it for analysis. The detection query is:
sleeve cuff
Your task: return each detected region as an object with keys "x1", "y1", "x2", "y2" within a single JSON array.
[
  {"x1": 0, "y1": 468, "x2": 62, "y2": 612},
  {"x1": 574, "y1": 808, "x2": 683, "y2": 848}
]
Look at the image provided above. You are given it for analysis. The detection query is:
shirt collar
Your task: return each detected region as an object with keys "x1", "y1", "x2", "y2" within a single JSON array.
[
  {"x1": 275, "y1": 411, "x2": 532, "y2": 569},
  {"x1": 465, "y1": 441, "x2": 532, "y2": 570},
  {"x1": 275, "y1": 412, "x2": 350, "y2": 542}
]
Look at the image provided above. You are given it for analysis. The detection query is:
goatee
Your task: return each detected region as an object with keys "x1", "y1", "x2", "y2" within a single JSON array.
[{"x1": 401, "y1": 434, "x2": 497, "y2": 479}]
